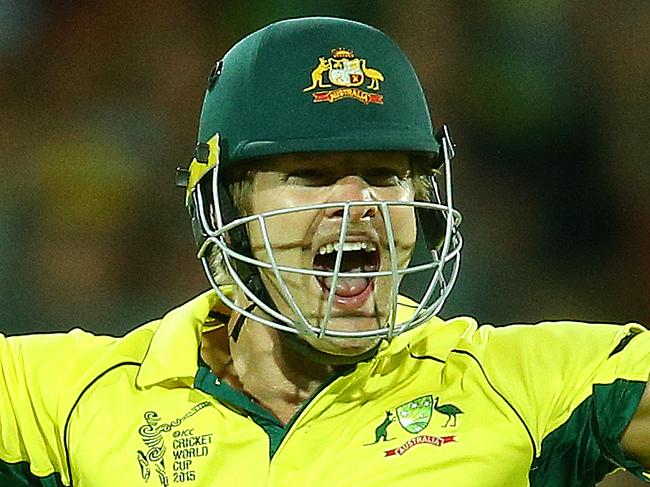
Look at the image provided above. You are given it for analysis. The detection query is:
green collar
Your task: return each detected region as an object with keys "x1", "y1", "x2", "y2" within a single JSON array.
[{"x1": 194, "y1": 361, "x2": 353, "y2": 457}]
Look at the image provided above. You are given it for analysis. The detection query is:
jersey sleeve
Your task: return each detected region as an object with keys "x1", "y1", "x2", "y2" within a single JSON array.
[
  {"x1": 479, "y1": 321, "x2": 650, "y2": 484},
  {"x1": 0, "y1": 330, "x2": 116, "y2": 486}
]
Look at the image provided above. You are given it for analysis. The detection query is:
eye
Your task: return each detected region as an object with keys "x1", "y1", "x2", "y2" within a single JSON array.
[
  {"x1": 363, "y1": 167, "x2": 408, "y2": 186},
  {"x1": 286, "y1": 169, "x2": 332, "y2": 185}
]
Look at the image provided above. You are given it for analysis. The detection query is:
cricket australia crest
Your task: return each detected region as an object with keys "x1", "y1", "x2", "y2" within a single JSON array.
[
  {"x1": 303, "y1": 48, "x2": 384, "y2": 104},
  {"x1": 396, "y1": 395, "x2": 433, "y2": 434},
  {"x1": 365, "y1": 394, "x2": 461, "y2": 458}
]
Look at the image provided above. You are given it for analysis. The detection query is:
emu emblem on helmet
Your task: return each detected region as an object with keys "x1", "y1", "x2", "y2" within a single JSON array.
[
  {"x1": 396, "y1": 395, "x2": 433, "y2": 434},
  {"x1": 303, "y1": 48, "x2": 384, "y2": 105}
]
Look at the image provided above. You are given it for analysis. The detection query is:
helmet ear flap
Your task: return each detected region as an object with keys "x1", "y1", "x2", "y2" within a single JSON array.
[
  {"x1": 215, "y1": 177, "x2": 254, "y2": 284},
  {"x1": 409, "y1": 150, "x2": 447, "y2": 253},
  {"x1": 416, "y1": 208, "x2": 446, "y2": 252},
  {"x1": 418, "y1": 122, "x2": 456, "y2": 253},
  {"x1": 401, "y1": 206, "x2": 446, "y2": 303},
  {"x1": 214, "y1": 175, "x2": 279, "y2": 313}
]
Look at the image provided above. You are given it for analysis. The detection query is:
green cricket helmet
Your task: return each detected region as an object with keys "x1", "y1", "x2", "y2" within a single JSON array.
[{"x1": 178, "y1": 16, "x2": 462, "y2": 343}]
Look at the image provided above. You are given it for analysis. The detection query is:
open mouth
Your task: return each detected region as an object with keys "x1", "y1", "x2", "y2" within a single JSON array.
[{"x1": 313, "y1": 241, "x2": 380, "y2": 304}]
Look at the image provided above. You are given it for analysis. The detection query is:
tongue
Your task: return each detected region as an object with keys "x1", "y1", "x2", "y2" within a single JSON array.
[{"x1": 322, "y1": 277, "x2": 370, "y2": 296}]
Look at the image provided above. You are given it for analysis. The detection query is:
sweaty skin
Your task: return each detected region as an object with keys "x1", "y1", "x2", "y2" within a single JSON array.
[{"x1": 201, "y1": 151, "x2": 418, "y2": 423}]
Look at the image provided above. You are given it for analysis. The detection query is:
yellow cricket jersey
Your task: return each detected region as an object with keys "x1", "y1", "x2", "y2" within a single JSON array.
[{"x1": 0, "y1": 288, "x2": 648, "y2": 486}]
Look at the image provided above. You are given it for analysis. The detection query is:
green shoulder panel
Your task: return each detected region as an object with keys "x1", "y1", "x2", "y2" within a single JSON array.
[
  {"x1": 0, "y1": 460, "x2": 65, "y2": 487},
  {"x1": 529, "y1": 379, "x2": 648, "y2": 486}
]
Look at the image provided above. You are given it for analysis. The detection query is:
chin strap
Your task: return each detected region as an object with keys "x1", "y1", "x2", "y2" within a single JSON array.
[{"x1": 230, "y1": 303, "x2": 256, "y2": 342}]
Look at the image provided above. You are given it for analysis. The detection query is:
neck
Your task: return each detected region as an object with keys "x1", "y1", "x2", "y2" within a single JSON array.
[{"x1": 200, "y1": 311, "x2": 336, "y2": 424}]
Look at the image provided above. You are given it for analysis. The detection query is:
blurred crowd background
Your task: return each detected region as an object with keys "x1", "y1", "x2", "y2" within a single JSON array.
[{"x1": 0, "y1": 2, "x2": 648, "y2": 484}]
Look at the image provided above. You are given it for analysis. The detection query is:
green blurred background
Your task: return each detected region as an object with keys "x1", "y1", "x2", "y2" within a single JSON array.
[{"x1": 0, "y1": 2, "x2": 648, "y2": 484}]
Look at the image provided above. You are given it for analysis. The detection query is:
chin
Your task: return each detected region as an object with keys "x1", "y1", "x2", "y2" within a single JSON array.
[
  {"x1": 302, "y1": 333, "x2": 382, "y2": 358},
  {"x1": 277, "y1": 313, "x2": 386, "y2": 365}
]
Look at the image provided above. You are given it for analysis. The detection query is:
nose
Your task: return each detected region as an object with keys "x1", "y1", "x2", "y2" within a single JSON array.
[{"x1": 324, "y1": 175, "x2": 377, "y2": 222}]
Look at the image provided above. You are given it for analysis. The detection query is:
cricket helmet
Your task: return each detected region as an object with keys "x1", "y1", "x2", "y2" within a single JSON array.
[{"x1": 177, "y1": 16, "x2": 462, "y2": 345}]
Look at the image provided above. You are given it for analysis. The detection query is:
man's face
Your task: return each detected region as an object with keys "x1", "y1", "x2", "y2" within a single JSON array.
[{"x1": 244, "y1": 151, "x2": 418, "y2": 356}]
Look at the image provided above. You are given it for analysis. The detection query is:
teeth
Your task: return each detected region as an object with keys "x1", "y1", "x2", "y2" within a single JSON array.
[
  {"x1": 317, "y1": 241, "x2": 377, "y2": 255},
  {"x1": 318, "y1": 243, "x2": 335, "y2": 255}
]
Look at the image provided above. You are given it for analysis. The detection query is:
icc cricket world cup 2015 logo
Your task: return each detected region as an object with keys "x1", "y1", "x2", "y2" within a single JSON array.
[
  {"x1": 303, "y1": 48, "x2": 385, "y2": 105},
  {"x1": 136, "y1": 402, "x2": 211, "y2": 486}
]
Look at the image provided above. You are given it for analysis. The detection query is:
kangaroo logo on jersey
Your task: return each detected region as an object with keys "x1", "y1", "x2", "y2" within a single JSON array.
[
  {"x1": 303, "y1": 48, "x2": 385, "y2": 105},
  {"x1": 137, "y1": 401, "x2": 212, "y2": 486},
  {"x1": 365, "y1": 411, "x2": 396, "y2": 445},
  {"x1": 365, "y1": 395, "x2": 461, "y2": 457}
]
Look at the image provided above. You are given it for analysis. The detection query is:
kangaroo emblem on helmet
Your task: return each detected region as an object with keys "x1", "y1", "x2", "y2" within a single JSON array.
[{"x1": 303, "y1": 57, "x2": 332, "y2": 92}]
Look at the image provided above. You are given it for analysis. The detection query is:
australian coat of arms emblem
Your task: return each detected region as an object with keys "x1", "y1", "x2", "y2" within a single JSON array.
[{"x1": 303, "y1": 48, "x2": 384, "y2": 105}]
